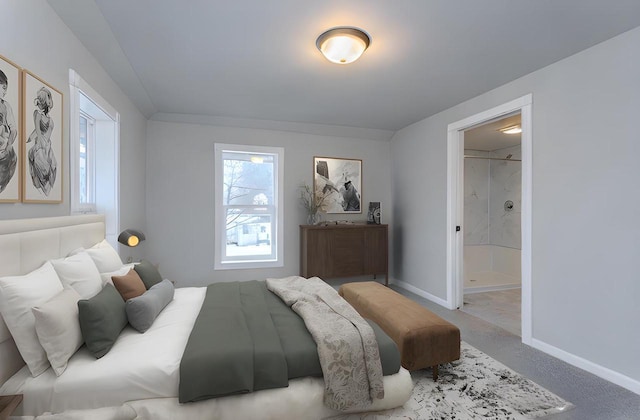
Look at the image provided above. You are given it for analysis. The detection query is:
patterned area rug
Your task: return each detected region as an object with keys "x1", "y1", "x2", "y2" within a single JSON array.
[{"x1": 332, "y1": 342, "x2": 573, "y2": 419}]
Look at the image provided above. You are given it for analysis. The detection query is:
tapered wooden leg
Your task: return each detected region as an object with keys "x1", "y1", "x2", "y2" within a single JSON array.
[{"x1": 432, "y1": 365, "x2": 439, "y2": 381}]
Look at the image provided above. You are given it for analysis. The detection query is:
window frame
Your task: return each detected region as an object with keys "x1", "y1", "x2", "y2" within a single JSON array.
[
  {"x1": 69, "y1": 69, "x2": 120, "y2": 246},
  {"x1": 214, "y1": 143, "x2": 284, "y2": 270},
  {"x1": 70, "y1": 70, "x2": 120, "y2": 215}
]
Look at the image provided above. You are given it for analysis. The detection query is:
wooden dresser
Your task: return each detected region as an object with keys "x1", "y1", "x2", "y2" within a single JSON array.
[{"x1": 300, "y1": 223, "x2": 388, "y2": 285}]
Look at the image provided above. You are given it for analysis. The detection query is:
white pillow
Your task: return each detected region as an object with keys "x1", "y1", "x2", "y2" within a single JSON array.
[
  {"x1": 99, "y1": 263, "x2": 137, "y2": 286},
  {"x1": 32, "y1": 288, "x2": 83, "y2": 376},
  {"x1": 86, "y1": 239, "x2": 124, "y2": 273},
  {"x1": 0, "y1": 262, "x2": 63, "y2": 376},
  {"x1": 50, "y1": 251, "x2": 103, "y2": 299}
]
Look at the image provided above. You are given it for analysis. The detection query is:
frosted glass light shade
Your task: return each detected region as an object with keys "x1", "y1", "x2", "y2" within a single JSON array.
[{"x1": 316, "y1": 27, "x2": 370, "y2": 64}]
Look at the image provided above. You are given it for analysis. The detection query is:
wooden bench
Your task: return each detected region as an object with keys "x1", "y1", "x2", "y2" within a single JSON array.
[{"x1": 339, "y1": 281, "x2": 460, "y2": 380}]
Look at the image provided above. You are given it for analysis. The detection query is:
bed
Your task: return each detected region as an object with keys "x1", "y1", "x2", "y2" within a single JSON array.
[{"x1": 0, "y1": 215, "x2": 412, "y2": 419}]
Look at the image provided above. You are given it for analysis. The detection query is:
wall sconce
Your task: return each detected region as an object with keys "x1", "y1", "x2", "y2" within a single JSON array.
[
  {"x1": 316, "y1": 27, "x2": 371, "y2": 64},
  {"x1": 118, "y1": 229, "x2": 146, "y2": 247},
  {"x1": 118, "y1": 229, "x2": 145, "y2": 263}
]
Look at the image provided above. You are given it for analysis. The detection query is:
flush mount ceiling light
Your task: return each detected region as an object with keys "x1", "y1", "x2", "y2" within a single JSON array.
[
  {"x1": 499, "y1": 125, "x2": 522, "y2": 134},
  {"x1": 316, "y1": 27, "x2": 370, "y2": 64}
]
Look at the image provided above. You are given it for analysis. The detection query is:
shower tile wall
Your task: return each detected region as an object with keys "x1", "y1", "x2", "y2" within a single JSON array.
[
  {"x1": 464, "y1": 150, "x2": 490, "y2": 245},
  {"x1": 464, "y1": 146, "x2": 521, "y2": 249},
  {"x1": 489, "y1": 145, "x2": 521, "y2": 249}
]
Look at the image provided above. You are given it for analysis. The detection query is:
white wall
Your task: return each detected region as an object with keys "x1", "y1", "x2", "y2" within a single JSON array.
[
  {"x1": 145, "y1": 120, "x2": 392, "y2": 286},
  {"x1": 464, "y1": 145, "x2": 521, "y2": 249},
  {"x1": 391, "y1": 26, "x2": 640, "y2": 387},
  {"x1": 489, "y1": 145, "x2": 521, "y2": 249},
  {"x1": 0, "y1": 1, "x2": 147, "y2": 237},
  {"x1": 464, "y1": 150, "x2": 490, "y2": 245}
]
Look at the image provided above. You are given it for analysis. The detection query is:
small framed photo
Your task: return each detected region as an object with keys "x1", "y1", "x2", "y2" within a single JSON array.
[
  {"x1": 367, "y1": 202, "x2": 381, "y2": 224},
  {"x1": 0, "y1": 55, "x2": 21, "y2": 203},
  {"x1": 22, "y1": 70, "x2": 63, "y2": 203},
  {"x1": 313, "y1": 156, "x2": 362, "y2": 214}
]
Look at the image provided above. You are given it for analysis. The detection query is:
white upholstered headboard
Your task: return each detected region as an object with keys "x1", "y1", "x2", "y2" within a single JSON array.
[{"x1": 0, "y1": 214, "x2": 105, "y2": 385}]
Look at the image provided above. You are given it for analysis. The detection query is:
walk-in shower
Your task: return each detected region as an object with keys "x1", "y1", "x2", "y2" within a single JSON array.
[{"x1": 463, "y1": 146, "x2": 521, "y2": 292}]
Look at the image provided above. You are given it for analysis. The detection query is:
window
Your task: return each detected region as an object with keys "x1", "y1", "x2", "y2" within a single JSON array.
[
  {"x1": 79, "y1": 111, "x2": 95, "y2": 205},
  {"x1": 69, "y1": 69, "x2": 120, "y2": 244},
  {"x1": 214, "y1": 143, "x2": 284, "y2": 269}
]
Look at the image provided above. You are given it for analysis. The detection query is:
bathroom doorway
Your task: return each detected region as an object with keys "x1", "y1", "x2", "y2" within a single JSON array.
[
  {"x1": 461, "y1": 113, "x2": 522, "y2": 336},
  {"x1": 446, "y1": 94, "x2": 532, "y2": 344}
]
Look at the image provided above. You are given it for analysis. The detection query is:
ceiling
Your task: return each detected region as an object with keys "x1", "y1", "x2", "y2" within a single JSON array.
[
  {"x1": 464, "y1": 114, "x2": 521, "y2": 151},
  {"x1": 48, "y1": 0, "x2": 640, "y2": 139}
]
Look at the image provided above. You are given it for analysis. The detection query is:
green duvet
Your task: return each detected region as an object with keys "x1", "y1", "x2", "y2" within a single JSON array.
[{"x1": 179, "y1": 281, "x2": 400, "y2": 403}]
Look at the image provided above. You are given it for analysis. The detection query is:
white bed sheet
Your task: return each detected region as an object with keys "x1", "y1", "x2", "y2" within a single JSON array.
[
  {"x1": 0, "y1": 287, "x2": 206, "y2": 416},
  {"x1": 8, "y1": 370, "x2": 414, "y2": 420}
]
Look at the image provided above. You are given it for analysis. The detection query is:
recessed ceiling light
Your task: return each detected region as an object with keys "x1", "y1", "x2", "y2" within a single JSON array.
[
  {"x1": 316, "y1": 27, "x2": 370, "y2": 64},
  {"x1": 499, "y1": 125, "x2": 522, "y2": 134}
]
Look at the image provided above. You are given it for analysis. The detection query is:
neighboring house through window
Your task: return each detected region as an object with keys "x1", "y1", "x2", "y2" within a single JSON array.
[{"x1": 214, "y1": 143, "x2": 284, "y2": 269}]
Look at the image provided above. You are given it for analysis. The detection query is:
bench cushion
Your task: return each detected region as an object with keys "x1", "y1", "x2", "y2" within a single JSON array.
[{"x1": 339, "y1": 281, "x2": 460, "y2": 371}]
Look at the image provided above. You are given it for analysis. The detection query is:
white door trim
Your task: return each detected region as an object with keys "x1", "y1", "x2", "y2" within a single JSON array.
[{"x1": 446, "y1": 94, "x2": 533, "y2": 345}]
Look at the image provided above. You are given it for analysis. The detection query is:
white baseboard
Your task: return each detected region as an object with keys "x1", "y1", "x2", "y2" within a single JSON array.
[
  {"x1": 530, "y1": 338, "x2": 640, "y2": 395},
  {"x1": 391, "y1": 279, "x2": 450, "y2": 308}
]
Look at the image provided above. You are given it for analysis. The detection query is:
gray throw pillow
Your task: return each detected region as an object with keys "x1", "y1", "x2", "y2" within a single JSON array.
[
  {"x1": 126, "y1": 279, "x2": 175, "y2": 333},
  {"x1": 78, "y1": 284, "x2": 128, "y2": 358},
  {"x1": 133, "y1": 260, "x2": 163, "y2": 290}
]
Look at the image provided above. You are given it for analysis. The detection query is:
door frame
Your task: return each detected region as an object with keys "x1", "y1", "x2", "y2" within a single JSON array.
[{"x1": 446, "y1": 94, "x2": 533, "y2": 344}]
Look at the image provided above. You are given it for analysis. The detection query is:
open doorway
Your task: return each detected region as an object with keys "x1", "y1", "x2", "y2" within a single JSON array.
[
  {"x1": 446, "y1": 94, "x2": 532, "y2": 344},
  {"x1": 461, "y1": 113, "x2": 522, "y2": 336}
]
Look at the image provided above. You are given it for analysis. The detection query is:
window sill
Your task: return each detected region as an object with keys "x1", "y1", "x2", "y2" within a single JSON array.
[{"x1": 214, "y1": 260, "x2": 283, "y2": 271}]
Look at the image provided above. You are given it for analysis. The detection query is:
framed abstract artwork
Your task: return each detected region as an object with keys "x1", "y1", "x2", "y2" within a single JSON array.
[
  {"x1": 313, "y1": 156, "x2": 362, "y2": 214},
  {"x1": 0, "y1": 55, "x2": 21, "y2": 203},
  {"x1": 22, "y1": 70, "x2": 63, "y2": 203}
]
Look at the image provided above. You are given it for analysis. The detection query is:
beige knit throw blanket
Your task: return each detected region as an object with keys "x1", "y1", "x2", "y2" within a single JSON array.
[{"x1": 266, "y1": 276, "x2": 384, "y2": 411}]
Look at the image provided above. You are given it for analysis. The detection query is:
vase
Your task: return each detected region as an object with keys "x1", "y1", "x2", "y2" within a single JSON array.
[{"x1": 307, "y1": 212, "x2": 320, "y2": 225}]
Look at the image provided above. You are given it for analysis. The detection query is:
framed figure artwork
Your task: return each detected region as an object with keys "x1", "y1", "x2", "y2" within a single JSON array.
[
  {"x1": 313, "y1": 156, "x2": 362, "y2": 214},
  {"x1": 0, "y1": 55, "x2": 21, "y2": 202},
  {"x1": 22, "y1": 70, "x2": 63, "y2": 203}
]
